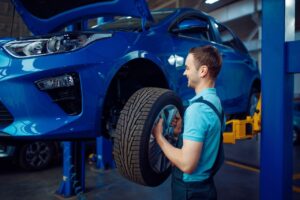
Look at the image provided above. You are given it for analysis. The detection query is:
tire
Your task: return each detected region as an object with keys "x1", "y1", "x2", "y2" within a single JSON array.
[
  {"x1": 19, "y1": 141, "x2": 55, "y2": 170},
  {"x1": 248, "y1": 87, "x2": 260, "y2": 116},
  {"x1": 228, "y1": 87, "x2": 260, "y2": 120},
  {"x1": 113, "y1": 87, "x2": 184, "y2": 186}
]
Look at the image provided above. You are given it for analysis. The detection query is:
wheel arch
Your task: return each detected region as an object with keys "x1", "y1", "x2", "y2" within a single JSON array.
[
  {"x1": 99, "y1": 57, "x2": 171, "y2": 137},
  {"x1": 251, "y1": 78, "x2": 261, "y2": 92}
]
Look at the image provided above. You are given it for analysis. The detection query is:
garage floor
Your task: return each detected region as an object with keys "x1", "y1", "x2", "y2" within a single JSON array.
[{"x1": 0, "y1": 138, "x2": 299, "y2": 200}]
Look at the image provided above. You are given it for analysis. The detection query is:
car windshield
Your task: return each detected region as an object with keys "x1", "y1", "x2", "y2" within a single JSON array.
[{"x1": 90, "y1": 10, "x2": 175, "y2": 32}]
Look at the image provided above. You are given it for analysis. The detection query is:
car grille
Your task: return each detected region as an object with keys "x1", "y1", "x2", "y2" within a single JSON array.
[{"x1": 0, "y1": 101, "x2": 14, "y2": 127}]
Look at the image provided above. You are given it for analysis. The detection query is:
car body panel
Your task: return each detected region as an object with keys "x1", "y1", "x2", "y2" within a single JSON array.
[
  {"x1": 11, "y1": 0, "x2": 153, "y2": 35},
  {"x1": 294, "y1": 101, "x2": 300, "y2": 129},
  {"x1": 293, "y1": 100, "x2": 300, "y2": 144},
  {"x1": 0, "y1": 144, "x2": 15, "y2": 158},
  {"x1": 0, "y1": 8, "x2": 260, "y2": 140}
]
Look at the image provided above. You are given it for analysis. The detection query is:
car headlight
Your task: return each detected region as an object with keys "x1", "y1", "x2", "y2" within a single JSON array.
[
  {"x1": 0, "y1": 145, "x2": 6, "y2": 153},
  {"x1": 3, "y1": 33, "x2": 112, "y2": 58}
]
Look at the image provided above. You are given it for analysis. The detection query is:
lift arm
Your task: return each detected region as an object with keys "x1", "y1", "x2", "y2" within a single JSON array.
[{"x1": 223, "y1": 95, "x2": 261, "y2": 144}]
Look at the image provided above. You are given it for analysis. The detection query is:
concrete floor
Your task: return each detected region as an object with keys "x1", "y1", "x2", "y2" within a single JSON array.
[{"x1": 0, "y1": 138, "x2": 299, "y2": 200}]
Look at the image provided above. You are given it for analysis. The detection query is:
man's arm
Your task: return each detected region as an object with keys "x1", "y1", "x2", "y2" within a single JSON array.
[{"x1": 153, "y1": 119, "x2": 203, "y2": 174}]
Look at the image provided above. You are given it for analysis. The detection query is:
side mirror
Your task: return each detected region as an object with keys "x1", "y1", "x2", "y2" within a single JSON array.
[{"x1": 172, "y1": 19, "x2": 208, "y2": 33}]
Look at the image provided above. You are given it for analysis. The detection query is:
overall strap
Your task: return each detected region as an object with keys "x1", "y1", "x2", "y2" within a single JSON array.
[
  {"x1": 193, "y1": 96, "x2": 224, "y2": 176},
  {"x1": 193, "y1": 96, "x2": 224, "y2": 129}
]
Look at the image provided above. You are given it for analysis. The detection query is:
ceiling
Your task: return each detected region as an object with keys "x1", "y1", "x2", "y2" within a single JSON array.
[
  {"x1": 148, "y1": 0, "x2": 240, "y2": 12},
  {"x1": 148, "y1": 0, "x2": 300, "y2": 31}
]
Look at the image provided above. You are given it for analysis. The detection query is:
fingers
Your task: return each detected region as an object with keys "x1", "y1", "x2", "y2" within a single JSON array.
[
  {"x1": 171, "y1": 112, "x2": 182, "y2": 126},
  {"x1": 158, "y1": 118, "x2": 163, "y2": 125},
  {"x1": 152, "y1": 118, "x2": 164, "y2": 138},
  {"x1": 171, "y1": 118, "x2": 177, "y2": 125},
  {"x1": 155, "y1": 118, "x2": 163, "y2": 129},
  {"x1": 175, "y1": 112, "x2": 182, "y2": 120}
]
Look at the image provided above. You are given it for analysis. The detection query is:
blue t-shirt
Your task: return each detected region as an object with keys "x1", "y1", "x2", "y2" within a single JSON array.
[{"x1": 182, "y1": 88, "x2": 225, "y2": 182}]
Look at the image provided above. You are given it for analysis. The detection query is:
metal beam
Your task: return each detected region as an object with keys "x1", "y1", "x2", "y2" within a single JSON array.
[
  {"x1": 286, "y1": 40, "x2": 300, "y2": 73},
  {"x1": 209, "y1": 0, "x2": 261, "y2": 22},
  {"x1": 260, "y1": 0, "x2": 294, "y2": 199},
  {"x1": 246, "y1": 26, "x2": 259, "y2": 41},
  {"x1": 244, "y1": 39, "x2": 261, "y2": 52},
  {"x1": 153, "y1": 0, "x2": 176, "y2": 9}
]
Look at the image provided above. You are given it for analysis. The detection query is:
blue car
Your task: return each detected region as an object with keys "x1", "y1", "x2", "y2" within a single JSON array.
[
  {"x1": 0, "y1": 0, "x2": 260, "y2": 186},
  {"x1": 0, "y1": 141, "x2": 59, "y2": 170},
  {"x1": 293, "y1": 100, "x2": 300, "y2": 145}
]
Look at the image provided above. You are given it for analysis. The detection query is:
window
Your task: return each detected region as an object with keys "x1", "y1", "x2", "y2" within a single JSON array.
[{"x1": 216, "y1": 23, "x2": 248, "y2": 54}]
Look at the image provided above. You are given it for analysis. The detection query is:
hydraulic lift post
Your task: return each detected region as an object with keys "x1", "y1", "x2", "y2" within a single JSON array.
[
  {"x1": 96, "y1": 136, "x2": 115, "y2": 169},
  {"x1": 56, "y1": 141, "x2": 86, "y2": 198}
]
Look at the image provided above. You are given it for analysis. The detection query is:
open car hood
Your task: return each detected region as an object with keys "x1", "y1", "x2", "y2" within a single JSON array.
[{"x1": 11, "y1": 0, "x2": 153, "y2": 35}]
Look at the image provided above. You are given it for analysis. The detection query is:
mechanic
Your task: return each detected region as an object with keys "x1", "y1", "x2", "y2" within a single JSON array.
[{"x1": 153, "y1": 45, "x2": 225, "y2": 200}]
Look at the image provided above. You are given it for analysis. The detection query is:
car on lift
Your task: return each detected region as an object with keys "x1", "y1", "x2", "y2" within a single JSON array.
[
  {"x1": 0, "y1": 141, "x2": 59, "y2": 170},
  {"x1": 0, "y1": 0, "x2": 260, "y2": 186}
]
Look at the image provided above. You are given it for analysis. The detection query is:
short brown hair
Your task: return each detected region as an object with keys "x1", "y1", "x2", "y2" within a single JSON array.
[{"x1": 189, "y1": 45, "x2": 222, "y2": 79}]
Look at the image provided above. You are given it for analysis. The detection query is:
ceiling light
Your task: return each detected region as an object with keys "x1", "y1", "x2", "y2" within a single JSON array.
[{"x1": 205, "y1": 0, "x2": 220, "y2": 4}]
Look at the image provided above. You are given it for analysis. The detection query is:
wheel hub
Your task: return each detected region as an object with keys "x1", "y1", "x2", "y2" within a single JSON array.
[{"x1": 149, "y1": 105, "x2": 179, "y2": 174}]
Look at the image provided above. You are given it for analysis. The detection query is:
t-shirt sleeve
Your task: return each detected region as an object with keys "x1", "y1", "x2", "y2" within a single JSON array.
[{"x1": 182, "y1": 103, "x2": 210, "y2": 142}]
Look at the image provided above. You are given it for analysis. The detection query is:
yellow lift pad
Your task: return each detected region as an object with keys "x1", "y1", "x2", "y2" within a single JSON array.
[{"x1": 223, "y1": 95, "x2": 261, "y2": 144}]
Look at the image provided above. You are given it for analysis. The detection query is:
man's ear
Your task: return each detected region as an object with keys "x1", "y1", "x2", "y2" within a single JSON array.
[{"x1": 199, "y1": 65, "x2": 209, "y2": 78}]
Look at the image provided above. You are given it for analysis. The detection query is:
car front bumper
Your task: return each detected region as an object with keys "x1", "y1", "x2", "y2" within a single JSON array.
[{"x1": 0, "y1": 46, "x2": 110, "y2": 140}]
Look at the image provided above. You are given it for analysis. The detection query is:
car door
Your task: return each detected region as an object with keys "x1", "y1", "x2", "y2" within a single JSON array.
[
  {"x1": 169, "y1": 14, "x2": 218, "y2": 107},
  {"x1": 211, "y1": 22, "x2": 254, "y2": 114}
]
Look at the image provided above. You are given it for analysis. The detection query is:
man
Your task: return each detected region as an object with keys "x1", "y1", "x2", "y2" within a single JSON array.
[{"x1": 153, "y1": 45, "x2": 225, "y2": 200}]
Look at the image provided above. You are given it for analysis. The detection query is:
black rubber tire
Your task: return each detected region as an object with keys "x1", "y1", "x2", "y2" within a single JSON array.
[
  {"x1": 231, "y1": 87, "x2": 260, "y2": 120},
  {"x1": 247, "y1": 87, "x2": 260, "y2": 116},
  {"x1": 113, "y1": 87, "x2": 184, "y2": 186},
  {"x1": 18, "y1": 141, "x2": 55, "y2": 170}
]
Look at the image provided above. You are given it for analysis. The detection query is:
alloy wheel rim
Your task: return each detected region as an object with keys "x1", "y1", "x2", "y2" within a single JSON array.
[
  {"x1": 25, "y1": 142, "x2": 50, "y2": 168},
  {"x1": 149, "y1": 105, "x2": 179, "y2": 173},
  {"x1": 250, "y1": 93, "x2": 259, "y2": 116}
]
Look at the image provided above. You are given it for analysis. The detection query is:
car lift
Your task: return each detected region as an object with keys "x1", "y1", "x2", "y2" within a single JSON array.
[
  {"x1": 223, "y1": 95, "x2": 261, "y2": 144},
  {"x1": 56, "y1": 137, "x2": 114, "y2": 198}
]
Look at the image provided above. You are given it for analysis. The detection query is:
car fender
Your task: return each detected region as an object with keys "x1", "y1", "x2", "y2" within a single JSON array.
[{"x1": 93, "y1": 50, "x2": 176, "y2": 134}]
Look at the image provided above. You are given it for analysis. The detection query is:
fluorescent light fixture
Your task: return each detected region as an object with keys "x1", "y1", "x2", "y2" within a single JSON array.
[{"x1": 205, "y1": 0, "x2": 219, "y2": 4}]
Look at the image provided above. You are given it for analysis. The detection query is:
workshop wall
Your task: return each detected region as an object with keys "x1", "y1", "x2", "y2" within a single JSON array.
[{"x1": 0, "y1": 0, "x2": 29, "y2": 38}]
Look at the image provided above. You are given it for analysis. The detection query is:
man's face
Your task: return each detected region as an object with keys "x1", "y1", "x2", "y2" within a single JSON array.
[{"x1": 183, "y1": 54, "x2": 200, "y2": 88}]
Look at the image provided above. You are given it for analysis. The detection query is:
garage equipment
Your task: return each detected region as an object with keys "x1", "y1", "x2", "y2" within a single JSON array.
[
  {"x1": 96, "y1": 137, "x2": 115, "y2": 169},
  {"x1": 56, "y1": 137, "x2": 114, "y2": 198},
  {"x1": 261, "y1": 0, "x2": 298, "y2": 199},
  {"x1": 56, "y1": 141, "x2": 86, "y2": 198},
  {"x1": 223, "y1": 95, "x2": 261, "y2": 144}
]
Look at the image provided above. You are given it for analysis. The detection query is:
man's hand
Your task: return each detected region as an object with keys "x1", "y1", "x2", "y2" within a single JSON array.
[
  {"x1": 152, "y1": 118, "x2": 164, "y2": 141},
  {"x1": 171, "y1": 112, "x2": 182, "y2": 136}
]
